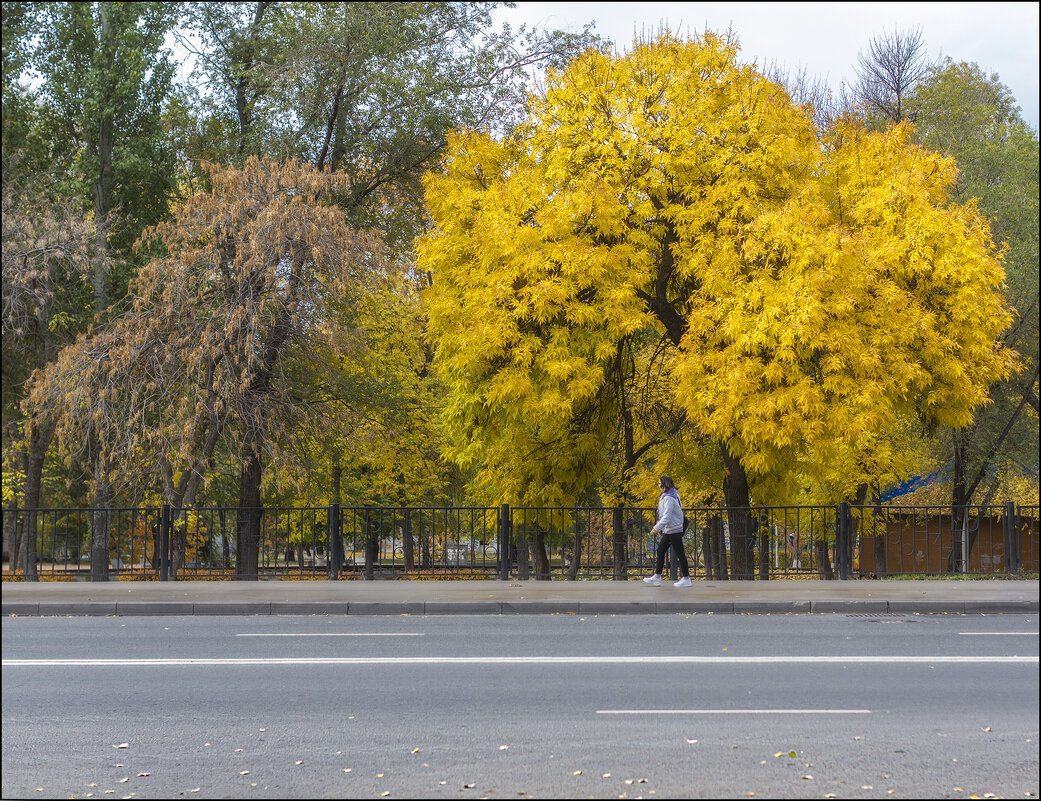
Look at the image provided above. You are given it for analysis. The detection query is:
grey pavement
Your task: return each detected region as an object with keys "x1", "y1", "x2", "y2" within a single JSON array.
[{"x1": 2, "y1": 577, "x2": 1037, "y2": 616}]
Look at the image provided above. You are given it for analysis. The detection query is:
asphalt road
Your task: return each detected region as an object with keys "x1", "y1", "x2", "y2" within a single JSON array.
[{"x1": 2, "y1": 614, "x2": 1038, "y2": 799}]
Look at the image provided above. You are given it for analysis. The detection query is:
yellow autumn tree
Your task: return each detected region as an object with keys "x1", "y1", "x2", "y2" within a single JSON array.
[{"x1": 419, "y1": 32, "x2": 1016, "y2": 577}]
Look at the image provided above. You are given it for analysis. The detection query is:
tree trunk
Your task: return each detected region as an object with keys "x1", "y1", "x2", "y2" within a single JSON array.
[
  {"x1": 534, "y1": 527, "x2": 550, "y2": 580},
  {"x1": 868, "y1": 497, "x2": 888, "y2": 576},
  {"x1": 841, "y1": 483, "x2": 870, "y2": 577},
  {"x1": 234, "y1": 1, "x2": 271, "y2": 160},
  {"x1": 403, "y1": 507, "x2": 415, "y2": 572},
  {"x1": 515, "y1": 526, "x2": 530, "y2": 580},
  {"x1": 712, "y1": 515, "x2": 728, "y2": 580},
  {"x1": 90, "y1": 459, "x2": 111, "y2": 581},
  {"x1": 364, "y1": 509, "x2": 377, "y2": 580},
  {"x1": 236, "y1": 449, "x2": 263, "y2": 580},
  {"x1": 757, "y1": 515, "x2": 770, "y2": 581},
  {"x1": 612, "y1": 505, "x2": 628, "y2": 580},
  {"x1": 19, "y1": 417, "x2": 57, "y2": 580},
  {"x1": 567, "y1": 511, "x2": 581, "y2": 580},
  {"x1": 92, "y1": 2, "x2": 113, "y2": 317},
  {"x1": 815, "y1": 537, "x2": 835, "y2": 579},
  {"x1": 722, "y1": 442, "x2": 753, "y2": 579},
  {"x1": 946, "y1": 431, "x2": 971, "y2": 572}
]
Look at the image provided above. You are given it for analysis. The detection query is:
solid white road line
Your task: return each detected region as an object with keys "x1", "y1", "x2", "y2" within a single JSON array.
[
  {"x1": 2, "y1": 656, "x2": 1038, "y2": 667},
  {"x1": 959, "y1": 632, "x2": 1039, "y2": 636},
  {"x1": 597, "y1": 709, "x2": 872, "y2": 715},
  {"x1": 235, "y1": 633, "x2": 424, "y2": 637}
]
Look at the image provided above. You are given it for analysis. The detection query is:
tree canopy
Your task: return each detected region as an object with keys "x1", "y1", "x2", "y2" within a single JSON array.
[{"x1": 420, "y1": 33, "x2": 1017, "y2": 519}]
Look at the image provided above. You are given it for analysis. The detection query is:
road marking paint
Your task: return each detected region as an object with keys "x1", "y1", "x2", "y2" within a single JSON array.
[
  {"x1": 235, "y1": 633, "x2": 425, "y2": 637},
  {"x1": 959, "y1": 632, "x2": 1039, "y2": 636},
  {"x1": 597, "y1": 709, "x2": 872, "y2": 715},
  {"x1": 2, "y1": 656, "x2": 1037, "y2": 667}
]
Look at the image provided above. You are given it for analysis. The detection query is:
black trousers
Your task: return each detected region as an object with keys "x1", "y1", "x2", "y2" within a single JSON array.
[{"x1": 654, "y1": 532, "x2": 690, "y2": 577}]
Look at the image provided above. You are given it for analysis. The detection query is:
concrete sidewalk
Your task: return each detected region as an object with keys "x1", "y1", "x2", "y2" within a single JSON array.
[{"x1": 2, "y1": 578, "x2": 1037, "y2": 616}]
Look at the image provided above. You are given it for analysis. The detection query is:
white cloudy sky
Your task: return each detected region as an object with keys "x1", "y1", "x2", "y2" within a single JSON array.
[{"x1": 492, "y1": 1, "x2": 1040, "y2": 130}]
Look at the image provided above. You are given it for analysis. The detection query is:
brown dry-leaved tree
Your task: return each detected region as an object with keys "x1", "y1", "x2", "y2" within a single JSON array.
[
  {"x1": 33, "y1": 157, "x2": 387, "y2": 577},
  {"x1": 3, "y1": 179, "x2": 103, "y2": 578}
]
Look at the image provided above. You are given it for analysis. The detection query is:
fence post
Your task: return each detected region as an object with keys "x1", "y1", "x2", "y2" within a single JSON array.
[
  {"x1": 499, "y1": 503, "x2": 511, "y2": 580},
  {"x1": 1004, "y1": 501, "x2": 1016, "y2": 574},
  {"x1": 837, "y1": 502, "x2": 849, "y2": 580},
  {"x1": 328, "y1": 503, "x2": 341, "y2": 580},
  {"x1": 159, "y1": 504, "x2": 171, "y2": 581}
]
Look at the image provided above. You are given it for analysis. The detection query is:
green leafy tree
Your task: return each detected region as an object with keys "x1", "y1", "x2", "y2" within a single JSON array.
[{"x1": 907, "y1": 59, "x2": 1039, "y2": 568}]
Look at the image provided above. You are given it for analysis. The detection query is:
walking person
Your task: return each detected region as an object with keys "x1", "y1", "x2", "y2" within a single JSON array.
[{"x1": 643, "y1": 476, "x2": 692, "y2": 587}]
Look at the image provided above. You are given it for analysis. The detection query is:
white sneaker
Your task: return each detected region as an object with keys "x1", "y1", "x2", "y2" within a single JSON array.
[
  {"x1": 673, "y1": 576, "x2": 692, "y2": 588},
  {"x1": 642, "y1": 575, "x2": 661, "y2": 586}
]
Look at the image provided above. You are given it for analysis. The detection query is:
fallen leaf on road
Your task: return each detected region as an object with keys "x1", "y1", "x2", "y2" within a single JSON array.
[
  {"x1": 773, "y1": 752, "x2": 783, "y2": 758},
  {"x1": 464, "y1": 783, "x2": 475, "y2": 789},
  {"x1": 239, "y1": 771, "x2": 248, "y2": 776},
  {"x1": 258, "y1": 729, "x2": 265, "y2": 732},
  {"x1": 983, "y1": 727, "x2": 992, "y2": 732},
  {"x1": 190, "y1": 789, "x2": 200, "y2": 793},
  {"x1": 295, "y1": 761, "x2": 303, "y2": 766},
  {"x1": 499, "y1": 746, "x2": 509, "y2": 751},
  {"x1": 602, "y1": 774, "x2": 611, "y2": 779},
  {"x1": 685, "y1": 739, "x2": 697, "y2": 744},
  {"x1": 136, "y1": 773, "x2": 149, "y2": 777},
  {"x1": 234, "y1": 749, "x2": 243, "y2": 753},
  {"x1": 788, "y1": 751, "x2": 797, "y2": 758},
  {"x1": 381, "y1": 793, "x2": 390, "y2": 797},
  {"x1": 113, "y1": 744, "x2": 129, "y2": 749},
  {"x1": 412, "y1": 748, "x2": 420, "y2": 754},
  {"x1": 801, "y1": 775, "x2": 813, "y2": 780},
  {"x1": 118, "y1": 778, "x2": 129, "y2": 784}
]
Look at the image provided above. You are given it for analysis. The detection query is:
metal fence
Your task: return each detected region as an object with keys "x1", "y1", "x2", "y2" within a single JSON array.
[{"x1": 3, "y1": 503, "x2": 1038, "y2": 581}]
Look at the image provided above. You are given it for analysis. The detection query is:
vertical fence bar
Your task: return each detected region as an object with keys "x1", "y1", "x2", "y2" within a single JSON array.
[{"x1": 499, "y1": 503, "x2": 511, "y2": 580}]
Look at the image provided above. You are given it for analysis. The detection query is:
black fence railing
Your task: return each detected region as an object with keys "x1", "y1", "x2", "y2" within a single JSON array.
[{"x1": 3, "y1": 503, "x2": 1038, "y2": 581}]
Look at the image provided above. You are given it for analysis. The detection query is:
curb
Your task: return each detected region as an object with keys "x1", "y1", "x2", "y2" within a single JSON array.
[{"x1": 3, "y1": 600, "x2": 1038, "y2": 617}]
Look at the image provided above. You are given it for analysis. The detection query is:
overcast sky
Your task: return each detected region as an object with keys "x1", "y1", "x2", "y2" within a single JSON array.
[{"x1": 492, "y1": 1, "x2": 1040, "y2": 130}]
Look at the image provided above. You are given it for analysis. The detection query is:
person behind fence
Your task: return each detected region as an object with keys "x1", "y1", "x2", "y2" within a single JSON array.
[{"x1": 643, "y1": 475, "x2": 692, "y2": 588}]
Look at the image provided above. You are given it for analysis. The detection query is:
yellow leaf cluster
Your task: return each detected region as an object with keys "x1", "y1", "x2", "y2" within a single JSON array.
[{"x1": 419, "y1": 32, "x2": 1016, "y2": 505}]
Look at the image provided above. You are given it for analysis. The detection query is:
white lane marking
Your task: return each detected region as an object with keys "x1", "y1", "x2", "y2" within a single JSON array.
[
  {"x1": 597, "y1": 709, "x2": 872, "y2": 715},
  {"x1": 959, "y1": 632, "x2": 1039, "y2": 636},
  {"x1": 235, "y1": 633, "x2": 424, "y2": 637},
  {"x1": 2, "y1": 656, "x2": 1037, "y2": 667}
]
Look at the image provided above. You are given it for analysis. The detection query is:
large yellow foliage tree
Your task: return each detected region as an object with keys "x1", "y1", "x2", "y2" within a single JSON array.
[{"x1": 419, "y1": 33, "x2": 1015, "y2": 577}]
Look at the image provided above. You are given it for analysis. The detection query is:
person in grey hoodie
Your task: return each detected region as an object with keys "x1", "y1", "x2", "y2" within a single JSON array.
[{"x1": 643, "y1": 475, "x2": 692, "y2": 587}]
